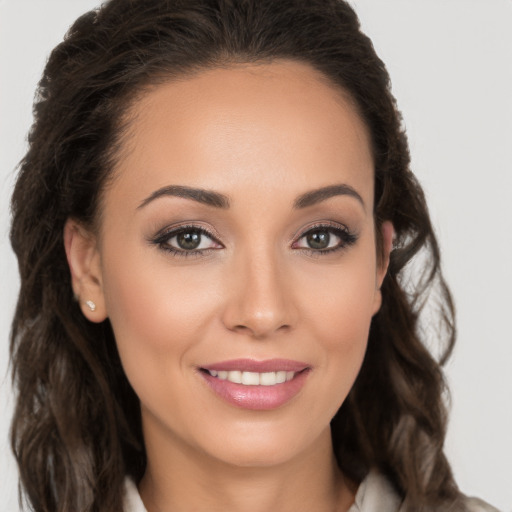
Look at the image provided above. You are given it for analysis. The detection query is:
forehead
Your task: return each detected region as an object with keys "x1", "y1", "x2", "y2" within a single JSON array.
[{"x1": 107, "y1": 60, "x2": 374, "y2": 213}]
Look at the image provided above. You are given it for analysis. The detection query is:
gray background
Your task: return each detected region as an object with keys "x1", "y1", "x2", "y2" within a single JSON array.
[{"x1": 1, "y1": 1, "x2": 511, "y2": 510}]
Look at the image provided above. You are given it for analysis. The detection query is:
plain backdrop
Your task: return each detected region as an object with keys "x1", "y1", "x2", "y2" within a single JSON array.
[{"x1": 1, "y1": 1, "x2": 511, "y2": 511}]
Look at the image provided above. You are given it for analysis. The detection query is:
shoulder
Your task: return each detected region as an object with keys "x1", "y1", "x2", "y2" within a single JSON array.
[
  {"x1": 462, "y1": 495, "x2": 501, "y2": 512},
  {"x1": 349, "y1": 471, "x2": 501, "y2": 512}
]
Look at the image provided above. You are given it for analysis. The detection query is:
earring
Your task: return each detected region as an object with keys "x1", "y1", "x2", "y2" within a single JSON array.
[{"x1": 85, "y1": 300, "x2": 96, "y2": 312}]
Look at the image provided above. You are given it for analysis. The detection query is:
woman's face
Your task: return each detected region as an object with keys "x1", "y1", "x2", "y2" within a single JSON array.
[{"x1": 74, "y1": 61, "x2": 391, "y2": 468}]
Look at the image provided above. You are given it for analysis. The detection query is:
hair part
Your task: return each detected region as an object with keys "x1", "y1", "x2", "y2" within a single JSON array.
[{"x1": 10, "y1": 1, "x2": 459, "y2": 510}]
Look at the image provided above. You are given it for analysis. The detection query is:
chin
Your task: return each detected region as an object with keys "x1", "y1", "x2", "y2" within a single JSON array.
[
  {"x1": 196, "y1": 420, "x2": 329, "y2": 469},
  {"x1": 211, "y1": 442, "x2": 302, "y2": 469}
]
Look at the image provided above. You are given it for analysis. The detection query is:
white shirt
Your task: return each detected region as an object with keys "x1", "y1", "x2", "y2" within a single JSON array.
[{"x1": 123, "y1": 470, "x2": 499, "y2": 512}]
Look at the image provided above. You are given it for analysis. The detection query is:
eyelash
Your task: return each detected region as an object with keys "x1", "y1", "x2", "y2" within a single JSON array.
[
  {"x1": 150, "y1": 222, "x2": 358, "y2": 258},
  {"x1": 150, "y1": 225, "x2": 222, "y2": 258},
  {"x1": 292, "y1": 222, "x2": 358, "y2": 256}
]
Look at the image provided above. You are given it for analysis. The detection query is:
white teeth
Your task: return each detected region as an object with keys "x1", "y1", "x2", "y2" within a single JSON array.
[
  {"x1": 228, "y1": 370, "x2": 242, "y2": 384},
  {"x1": 276, "y1": 371, "x2": 287, "y2": 384},
  {"x1": 207, "y1": 369, "x2": 297, "y2": 386},
  {"x1": 241, "y1": 371, "x2": 260, "y2": 385},
  {"x1": 260, "y1": 372, "x2": 277, "y2": 386}
]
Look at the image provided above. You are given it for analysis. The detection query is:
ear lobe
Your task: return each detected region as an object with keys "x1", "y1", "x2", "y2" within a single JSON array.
[
  {"x1": 372, "y1": 220, "x2": 394, "y2": 315},
  {"x1": 63, "y1": 219, "x2": 107, "y2": 322}
]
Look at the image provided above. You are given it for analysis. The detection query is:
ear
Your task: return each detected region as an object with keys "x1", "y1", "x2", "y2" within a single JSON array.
[
  {"x1": 372, "y1": 220, "x2": 394, "y2": 315},
  {"x1": 63, "y1": 219, "x2": 107, "y2": 322}
]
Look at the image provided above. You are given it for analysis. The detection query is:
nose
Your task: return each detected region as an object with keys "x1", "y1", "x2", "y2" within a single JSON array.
[{"x1": 221, "y1": 247, "x2": 297, "y2": 339}]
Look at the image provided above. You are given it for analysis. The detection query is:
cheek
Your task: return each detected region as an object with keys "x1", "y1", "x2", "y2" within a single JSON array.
[
  {"x1": 314, "y1": 280, "x2": 373, "y2": 387},
  {"x1": 100, "y1": 248, "x2": 221, "y2": 387},
  {"x1": 299, "y1": 250, "x2": 378, "y2": 343},
  {"x1": 296, "y1": 245, "x2": 378, "y2": 400}
]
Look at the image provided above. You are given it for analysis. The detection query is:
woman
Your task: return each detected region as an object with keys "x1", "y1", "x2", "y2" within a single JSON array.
[{"x1": 8, "y1": 0, "x2": 500, "y2": 511}]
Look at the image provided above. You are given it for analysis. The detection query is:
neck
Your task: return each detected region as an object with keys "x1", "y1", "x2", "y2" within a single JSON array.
[{"x1": 139, "y1": 426, "x2": 356, "y2": 512}]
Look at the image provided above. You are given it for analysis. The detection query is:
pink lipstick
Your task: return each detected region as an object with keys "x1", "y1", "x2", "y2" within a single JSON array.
[{"x1": 199, "y1": 359, "x2": 311, "y2": 410}]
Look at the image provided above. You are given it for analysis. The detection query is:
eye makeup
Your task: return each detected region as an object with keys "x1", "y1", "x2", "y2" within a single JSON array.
[
  {"x1": 148, "y1": 219, "x2": 358, "y2": 259},
  {"x1": 292, "y1": 221, "x2": 358, "y2": 256},
  {"x1": 149, "y1": 224, "x2": 223, "y2": 258}
]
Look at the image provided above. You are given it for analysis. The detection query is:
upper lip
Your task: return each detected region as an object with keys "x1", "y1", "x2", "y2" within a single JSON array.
[{"x1": 200, "y1": 358, "x2": 310, "y2": 373}]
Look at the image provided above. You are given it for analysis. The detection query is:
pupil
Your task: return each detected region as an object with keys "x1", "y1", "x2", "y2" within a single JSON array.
[
  {"x1": 177, "y1": 231, "x2": 201, "y2": 250},
  {"x1": 307, "y1": 230, "x2": 330, "y2": 249}
]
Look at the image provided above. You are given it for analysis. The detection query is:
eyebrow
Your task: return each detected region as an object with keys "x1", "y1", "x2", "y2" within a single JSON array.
[
  {"x1": 293, "y1": 184, "x2": 365, "y2": 210},
  {"x1": 138, "y1": 182, "x2": 364, "y2": 211},
  {"x1": 138, "y1": 185, "x2": 230, "y2": 209}
]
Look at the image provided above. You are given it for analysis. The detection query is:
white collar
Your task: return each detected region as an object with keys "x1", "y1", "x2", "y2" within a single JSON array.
[
  {"x1": 348, "y1": 470, "x2": 403, "y2": 512},
  {"x1": 124, "y1": 478, "x2": 146, "y2": 512},
  {"x1": 123, "y1": 470, "x2": 403, "y2": 512}
]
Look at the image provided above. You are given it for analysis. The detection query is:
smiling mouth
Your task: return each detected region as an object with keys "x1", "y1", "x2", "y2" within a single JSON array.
[
  {"x1": 201, "y1": 369, "x2": 298, "y2": 386},
  {"x1": 199, "y1": 360, "x2": 310, "y2": 409}
]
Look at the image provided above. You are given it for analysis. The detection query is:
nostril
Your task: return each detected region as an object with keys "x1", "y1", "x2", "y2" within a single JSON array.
[{"x1": 232, "y1": 324, "x2": 250, "y2": 332}]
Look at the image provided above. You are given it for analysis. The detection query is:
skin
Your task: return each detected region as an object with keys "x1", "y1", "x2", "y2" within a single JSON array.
[{"x1": 65, "y1": 60, "x2": 393, "y2": 512}]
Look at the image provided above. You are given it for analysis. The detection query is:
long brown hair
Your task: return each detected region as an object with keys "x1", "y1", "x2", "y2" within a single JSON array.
[{"x1": 10, "y1": 0, "x2": 461, "y2": 510}]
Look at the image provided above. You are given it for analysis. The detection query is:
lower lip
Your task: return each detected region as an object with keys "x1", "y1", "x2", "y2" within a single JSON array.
[{"x1": 200, "y1": 370, "x2": 310, "y2": 410}]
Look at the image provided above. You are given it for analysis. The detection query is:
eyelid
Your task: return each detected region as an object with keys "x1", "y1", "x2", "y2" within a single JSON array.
[
  {"x1": 151, "y1": 221, "x2": 222, "y2": 242},
  {"x1": 292, "y1": 220, "x2": 351, "y2": 242},
  {"x1": 149, "y1": 223, "x2": 224, "y2": 254},
  {"x1": 148, "y1": 220, "x2": 357, "y2": 258},
  {"x1": 291, "y1": 221, "x2": 358, "y2": 253}
]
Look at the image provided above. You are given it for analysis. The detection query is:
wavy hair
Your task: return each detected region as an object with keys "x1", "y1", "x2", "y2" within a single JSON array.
[{"x1": 10, "y1": 0, "x2": 461, "y2": 510}]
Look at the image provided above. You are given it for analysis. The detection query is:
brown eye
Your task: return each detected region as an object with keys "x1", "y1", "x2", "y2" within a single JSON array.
[
  {"x1": 306, "y1": 230, "x2": 331, "y2": 250},
  {"x1": 152, "y1": 226, "x2": 222, "y2": 255},
  {"x1": 293, "y1": 224, "x2": 357, "y2": 253},
  {"x1": 176, "y1": 230, "x2": 202, "y2": 250}
]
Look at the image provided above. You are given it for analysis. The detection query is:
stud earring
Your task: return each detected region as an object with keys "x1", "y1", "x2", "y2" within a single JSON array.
[{"x1": 85, "y1": 300, "x2": 96, "y2": 312}]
